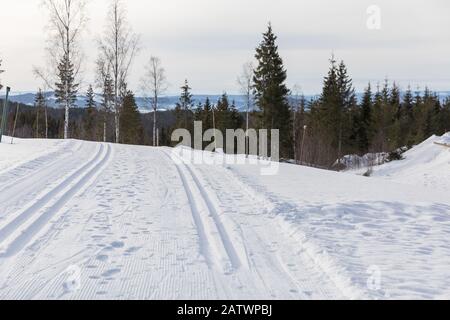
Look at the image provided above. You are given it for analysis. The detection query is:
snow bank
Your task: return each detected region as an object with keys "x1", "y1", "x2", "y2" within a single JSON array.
[
  {"x1": 371, "y1": 133, "x2": 450, "y2": 192},
  {"x1": 0, "y1": 136, "x2": 73, "y2": 175},
  {"x1": 230, "y1": 155, "x2": 450, "y2": 299}
]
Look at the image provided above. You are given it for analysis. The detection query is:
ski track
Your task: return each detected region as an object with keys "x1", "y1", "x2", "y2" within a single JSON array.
[
  {"x1": 0, "y1": 140, "x2": 83, "y2": 191},
  {"x1": 0, "y1": 141, "x2": 94, "y2": 222},
  {"x1": 0, "y1": 142, "x2": 361, "y2": 299},
  {"x1": 182, "y1": 155, "x2": 346, "y2": 300},
  {"x1": 162, "y1": 149, "x2": 241, "y2": 273},
  {"x1": 0, "y1": 143, "x2": 111, "y2": 258}
]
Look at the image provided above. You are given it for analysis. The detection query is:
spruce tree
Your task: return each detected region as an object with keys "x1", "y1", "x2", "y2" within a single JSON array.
[
  {"x1": 202, "y1": 97, "x2": 213, "y2": 130},
  {"x1": 358, "y1": 83, "x2": 373, "y2": 153},
  {"x1": 84, "y1": 85, "x2": 97, "y2": 141},
  {"x1": 389, "y1": 82, "x2": 402, "y2": 146},
  {"x1": 439, "y1": 98, "x2": 450, "y2": 134},
  {"x1": 230, "y1": 100, "x2": 243, "y2": 129},
  {"x1": 253, "y1": 23, "x2": 292, "y2": 157},
  {"x1": 400, "y1": 86, "x2": 414, "y2": 145},
  {"x1": 315, "y1": 57, "x2": 357, "y2": 165},
  {"x1": 336, "y1": 60, "x2": 357, "y2": 159},
  {"x1": 120, "y1": 90, "x2": 143, "y2": 145},
  {"x1": 34, "y1": 89, "x2": 46, "y2": 138},
  {"x1": 54, "y1": 53, "x2": 79, "y2": 139},
  {"x1": 216, "y1": 93, "x2": 232, "y2": 132},
  {"x1": 177, "y1": 79, "x2": 193, "y2": 130}
]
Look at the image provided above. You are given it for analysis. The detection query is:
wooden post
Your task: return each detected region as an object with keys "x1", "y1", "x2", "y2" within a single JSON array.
[
  {"x1": 11, "y1": 102, "x2": 20, "y2": 144},
  {"x1": 0, "y1": 86, "x2": 11, "y2": 143},
  {"x1": 156, "y1": 128, "x2": 160, "y2": 147},
  {"x1": 212, "y1": 106, "x2": 217, "y2": 151},
  {"x1": 300, "y1": 125, "x2": 307, "y2": 165}
]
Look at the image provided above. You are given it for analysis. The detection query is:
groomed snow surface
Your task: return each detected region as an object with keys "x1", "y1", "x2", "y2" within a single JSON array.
[{"x1": 0, "y1": 134, "x2": 449, "y2": 300}]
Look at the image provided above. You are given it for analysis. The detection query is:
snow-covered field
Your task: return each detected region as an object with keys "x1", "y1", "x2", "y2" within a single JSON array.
[{"x1": 0, "y1": 134, "x2": 449, "y2": 300}]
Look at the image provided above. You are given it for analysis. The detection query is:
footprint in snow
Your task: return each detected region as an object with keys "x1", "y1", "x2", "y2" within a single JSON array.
[
  {"x1": 111, "y1": 241, "x2": 125, "y2": 248},
  {"x1": 102, "y1": 268, "x2": 121, "y2": 278},
  {"x1": 96, "y1": 255, "x2": 109, "y2": 262}
]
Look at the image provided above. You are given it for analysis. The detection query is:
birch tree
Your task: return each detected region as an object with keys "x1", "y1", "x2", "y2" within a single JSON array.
[
  {"x1": 141, "y1": 56, "x2": 168, "y2": 147},
  {"x1": 96, "y1": 58, "x2": 114, "y2": 142},
  {"x1": 237, "y1": 61, "x2": 254, "y2": 155},
  {"x1": 35, "y1": 0, "x2": 87, "y2": 139},
  {"x1": 97, "y1": 0, "x2": 140, "y2": 143}
]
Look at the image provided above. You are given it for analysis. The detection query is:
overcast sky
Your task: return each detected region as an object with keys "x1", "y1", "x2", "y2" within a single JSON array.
[{"x1": 0, "y1": 0, "x2": 449, "y2": 95}]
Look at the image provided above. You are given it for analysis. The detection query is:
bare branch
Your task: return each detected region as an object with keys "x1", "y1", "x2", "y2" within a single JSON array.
[
  {"x1": 141, "y1": 56, "x2": 168, "y2": 146},
  {"x1": 97, "y1": 0, "x2": 140, "y2": 143}
]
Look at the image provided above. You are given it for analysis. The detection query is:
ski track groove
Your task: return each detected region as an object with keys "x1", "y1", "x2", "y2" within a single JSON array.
[
  {"x1": 0, "y1": 143, "x2": 104, "y2": 243},
  {"x1": 0, "y1": 142, "x2": 97, "y2": 225},
  {"x1": 0, "y1": 140, "x2": 83, "y2": 193},
  {"x1": 190, "y1": 157, "x2": 347, "y2": 299},
  {"x1": 162, "y1": 149, "x2": 241, "y2": 273},
  {"x1": 0, "y1": 144, "x2": 111, "y2": 258}
]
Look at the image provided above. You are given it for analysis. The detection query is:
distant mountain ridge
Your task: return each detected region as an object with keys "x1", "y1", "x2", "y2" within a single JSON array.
[
  {"x1": 2, "y1": 91, "x2": 450, "y2": 112},
  {"x1": 1, "y1": 92, "x2": 254, "y2": 111}
]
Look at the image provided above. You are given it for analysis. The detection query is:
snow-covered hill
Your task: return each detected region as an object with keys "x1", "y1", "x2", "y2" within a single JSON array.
[
  {"x1": 369, "y1": 133, "x2": 450, "y2": 192},
  {"x1": 0, "y1": 135, "x2": 449, "y2": 299}
]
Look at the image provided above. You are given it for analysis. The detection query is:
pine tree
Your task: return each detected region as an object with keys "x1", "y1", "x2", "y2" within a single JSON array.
[
  {"x1": 84, "y1": 85, "x2": 97, "y2": 141},
  {"x1": 358, "y1": 83, "x2": 373, "y2": 153},
  {"x1": 438, "y1": 98, "x2": 450, "y2": 134},
  {"x1": 101, "y1": 73, "x2": 114, "y2": 142},
  {"x1": 34, "y1": 89, "x2": 46, "y2": 138},
  {"x1": 201, "y1": 97, "x2": 213, "y2": 130},
  {"x1": 86, "y1": 85, "x2": 96, "y2": 109},
  {"x1": 54, "y1": 53, "x2": 79, "y2": 139},
  {"x1": 389, "y1": 82, "x2": 402, "y2": 146},
  {"x1": 120, "y1": 90, "x2": 143, "y2": 145},
  {"x1": 400, "y1": 86, "x2": 414, "y2": 145},
  {"x1": 336, "y1": 60, "x2": 357, "y2": 159},
  {"x1": 313, "y1": 57, "x2": 357, "y2": 165},
  {"x1": 253, "y1": 23, "x2": 292, "y2": 157},
  {"x1": 402, "y1": 86, "x2": 414, "y2": 119},
  {"x1": 230, "y1": 100, "x2": 243, "y2": 129},
  {"x1": 216, "y1": 93, "x2": 232, "y2": 132},
  {"x1": 177, "y1": 79, "x2": 193, "y2": 130}
]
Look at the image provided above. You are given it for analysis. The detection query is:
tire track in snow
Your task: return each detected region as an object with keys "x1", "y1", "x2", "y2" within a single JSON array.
[
  {"x1": 0, "y1": 144, "x2": 111, "y2": 258},
  {"x1": 162, "y1": 149, "x2": 241, "y2": 273}
]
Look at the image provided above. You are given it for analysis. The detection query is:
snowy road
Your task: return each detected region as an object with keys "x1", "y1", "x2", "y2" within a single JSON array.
[{"x1": 0, "y1": 138, "x2": 450, "y2": 300}]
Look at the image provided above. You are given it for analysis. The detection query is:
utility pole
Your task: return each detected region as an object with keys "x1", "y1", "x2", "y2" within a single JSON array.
[
  {"x1": 0, "y1": 86, "x2": 11, "y2": 143},
  {"x1": 156, "y1": 128, "x2": 160, "y2": 147}
]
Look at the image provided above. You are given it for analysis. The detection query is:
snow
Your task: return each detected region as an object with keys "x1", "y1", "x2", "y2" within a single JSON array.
[
  {"x1": 0, "y1": 135, "x2": 449, "y2": 300},
  {"x1": 369, "y1": 133, "x2": 450, "y2": 192}
]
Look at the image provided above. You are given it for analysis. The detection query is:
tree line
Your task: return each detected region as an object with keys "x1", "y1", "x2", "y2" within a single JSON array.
[{"x1": 1, "y1": 2, "x2": 449, "y2": 169}]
